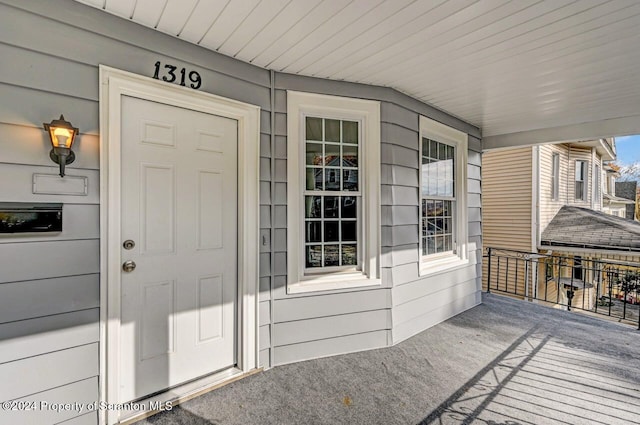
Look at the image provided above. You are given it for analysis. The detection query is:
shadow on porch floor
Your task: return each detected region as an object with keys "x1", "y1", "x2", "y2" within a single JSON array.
[{"x1": 136, "y1": 293, "x2": 640, "y2": 425}]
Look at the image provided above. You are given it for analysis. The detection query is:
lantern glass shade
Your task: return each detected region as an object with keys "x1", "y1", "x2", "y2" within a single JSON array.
[
  {"x1": 44, "y1": 115, "x2": 78, "y2": 150},
  {"x1": 43, "y1": 115, "x2": 79, "y2": 177}
]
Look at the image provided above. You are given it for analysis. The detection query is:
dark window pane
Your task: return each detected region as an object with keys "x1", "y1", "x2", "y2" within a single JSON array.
[
  {"x1": 426, "y1": 236, "x2": 435, "y2": 255},
  {"x1": 324, "y1": 196, "x2": 339, "y2": 218},
  {"x1": 343, "y1": 121, "x2": 358, "y2": 144},
  {"x1": 341, "y1": 221, "x2": 357, "y2": 242},
  {"x1": 342, "y1": 244, "x2": 357, "y2": 266},
  {"x1": 306, "y1": 143, "x2": 323, "y2": 165},
  {"x1": 444, "y1": 218, "x2": 452, "y2": 233},
  {"x1": 342, "y1": 196, "x2": 357, "y2": 218},
  {"x1": 325, "y1": 168, "x2": 341, "y2": 190},
  {"x1": 443, "y1": 200, "x2": 451, "y2": 216},
  {"x1": 427, "y1": 219, "x2": 436, "y2": 236},
  {"x1": 342, "y1": 145, "x2": 358, "y2": 167},
  {"x1": 306, "y1": 117, "x2": 322, "y2": 141},
  {"x1": 324, "y1": 221, "x2": 339, "y2": 242},
  {"x1": 430, "y1": 140, "x2": 438, "y2": 159},
  {"x1": 325, "y1": 119, "x2": 340, "y2": 142},
  {"x1": 343, "y1": 170, "x2": 358, "y2": 191},
  {"x1": 306, "y1": 245, "x2": 322, "y2": 268},
  {"x1": 324, "y1": 245, "x2": 340, "y2": 266},
  {"x1": 305, "y1": 196, "x2": 322, "y2": 218},
  {"x1": 325, "y1": 143, "x2": 340, "y2": 166},
  {"x1": 447, "y1": 145, "x2": 454, "y2": 160},
  {"x1": 306, "y1": 167, "x2": 323, "y2": 190},
  {"x1": 422, "y1": 138, "x2": 429, "y2": 157},
  {"x1": 435, "y1": 236, "x2": 444, "y2": 252},
  {"x1": 305, "y1": 221, "x2": 321, "y2": 243}
]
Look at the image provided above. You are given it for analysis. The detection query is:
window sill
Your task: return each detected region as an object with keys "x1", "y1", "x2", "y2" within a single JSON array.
[
  {"x1": 420, "y1": 255, "x2": 470, "y2": 277},
  {"x1": 288, "y1": 273, "x2": 381, "y2": 294}
]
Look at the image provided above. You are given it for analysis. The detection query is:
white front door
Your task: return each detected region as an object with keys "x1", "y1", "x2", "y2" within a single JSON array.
[{"x1": 118, "y1": 95, "x2": 238, "y2": 402}]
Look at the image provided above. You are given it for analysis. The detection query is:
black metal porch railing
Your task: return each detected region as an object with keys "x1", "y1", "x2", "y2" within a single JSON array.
[{"x1": 484, "y1": 247, "x2": 640, "y2": 329}]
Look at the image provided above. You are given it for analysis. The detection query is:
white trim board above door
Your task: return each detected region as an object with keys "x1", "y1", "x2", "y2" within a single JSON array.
[{"x1": 99, "y1": 66, "x2": 260, "y2": 425}]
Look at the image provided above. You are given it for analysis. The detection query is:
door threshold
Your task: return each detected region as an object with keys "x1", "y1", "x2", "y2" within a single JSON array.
[{"x1": 118, "y1": 367, "x2": 262, "y2": 424}]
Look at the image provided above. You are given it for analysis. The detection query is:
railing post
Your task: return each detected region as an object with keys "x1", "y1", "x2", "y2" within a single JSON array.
[{"x1": 487, "y1": 248, "x2": 492, "y2": 293}]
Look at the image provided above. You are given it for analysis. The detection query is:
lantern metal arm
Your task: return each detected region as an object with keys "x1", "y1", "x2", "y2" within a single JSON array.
[{"x1": 43, "y1": 115, "x2": 79, "y2": 178}]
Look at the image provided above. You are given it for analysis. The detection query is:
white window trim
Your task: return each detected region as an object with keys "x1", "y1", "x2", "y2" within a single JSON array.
[
  {"x1": 287, "y1": 91, "x2": 381, "y2": 294},
  {"x1": 419, "y1": 116, "x2": 469, "y2": 276}
]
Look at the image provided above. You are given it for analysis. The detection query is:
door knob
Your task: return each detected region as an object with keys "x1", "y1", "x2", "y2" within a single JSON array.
[{"x1": 122, "y1": 260, "x2": 136, "y2": 272}]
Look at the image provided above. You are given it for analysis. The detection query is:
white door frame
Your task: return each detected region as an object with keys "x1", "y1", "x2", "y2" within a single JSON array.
[{"x1": 98, "y1": 66, "x2": 260, "y2": 425}]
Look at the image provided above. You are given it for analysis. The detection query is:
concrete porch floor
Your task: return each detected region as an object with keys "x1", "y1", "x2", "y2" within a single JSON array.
[{"x1": 136, "y1": 293, "x2": 640, "y2": 425}]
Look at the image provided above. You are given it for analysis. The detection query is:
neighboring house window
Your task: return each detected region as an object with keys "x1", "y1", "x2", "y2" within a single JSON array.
[
  {"x1": 419, "y1": 116, "x2": 468, "y2": 274},
  {"x1": 287, "y1": 91, "x2": 381, "y2": 293},
  {"x1": 573, "y1": 256, "x2": 583, "y2": 281},
  {"x1": 575, "y1": 160, "x2": 587, "y2": 201},
  {"x1": 551, "y1": 153, "x2": 559, "y2": 201},
  {"x1": 594, "y1": 164, "x2": 600, "y2": 202}
]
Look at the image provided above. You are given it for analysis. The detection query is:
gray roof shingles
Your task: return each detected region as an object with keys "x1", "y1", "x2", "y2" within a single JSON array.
[{"x1": 540, "y1": 205, "x2": 640, "y2": 252}]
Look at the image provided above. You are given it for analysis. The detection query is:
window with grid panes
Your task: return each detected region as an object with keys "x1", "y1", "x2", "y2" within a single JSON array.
[
  {"x1": 421, "y1": 138, "x2": 455, "y2": 257},
  {"x1": 304, "y1": 117, "x2": 360, "y2": 270}
]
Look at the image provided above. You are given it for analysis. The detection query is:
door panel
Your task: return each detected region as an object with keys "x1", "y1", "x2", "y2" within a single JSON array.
[{"x1": 119, "y1": 95, "x2": 238, "y2": 402}]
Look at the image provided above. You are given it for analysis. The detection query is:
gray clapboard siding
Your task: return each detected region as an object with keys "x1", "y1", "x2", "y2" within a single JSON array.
[
  {"x1": 393, "y1": 264, "x2": 478, "y2": 306},
  {"x1": 0, "y1": 42, "x2": 98, "y2": 101},
  {"x1": 381, "y1": 243, "x2": 420, "y2": 268},
  {"x1": 382, "y1": 122, "x2": 421, "y2": 150},
  {"x1": 259, "y1": 349, "x2": 270, "y2": 369},
  {"x1": 0, "y1": 343, "x2": 98, "y2": 401},
  {"x1": 259, "y1": 325, "x2": 270, "y2": 351},
  {"x1": 0, "y1": 204, "x2": 98, "y2": 244},
  {"x1": 0, "y1": 164, "x2": 98, "y2": 204},
  {"x1": 381, "y1": 225, "x2": 420, "y2": 247},
  {"x1": 381, "y1": 206, "x2": 419, "y2": 226},
  {"x1": 0, "y1": 83, "x2": 99, "y2": 134},
  {"x1": 0, "y1": 309, "x2": 98, "y2": 364},
  {"x1": 0, "y1": 123, "x2": 99, "y2": 170},
  {"x1": 274, "y1": 330, "x2": 390, "y2": 366},
  {"x1": 0, "y1": 240, "x2": 99, "y2": 284},
  {"x1": 0, "y1": 274, "x2": 99, "y2": 324},
  {"x1": 392, "y1": 291, "x2": 479, "y2": 344},
  {"x1": 393, "y1": 278, "x2": 479, "y2": 326},
  {"x1": 381, "y1": 165, "x2": 419, "y2": 187},
  {"x1": 0, "y1": 377, "x2": 98, "y2": 425},
  {"x1": 259, "y1": 300, "x2": 271, "y2": 326},
  {"x1": 273, "y1": 289, "x2": 391, "y2": 322},
  {"x1": 273, "y1": 309, "x2": 390, "y2": 347},
  {"x1": 59, "y1": 412, "x2": 98, "y2": 425}
]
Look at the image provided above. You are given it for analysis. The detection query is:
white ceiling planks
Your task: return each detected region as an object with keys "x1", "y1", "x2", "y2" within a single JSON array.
[
  {"x1": 74, "y1": 0, "x2": 640, "y2": 142},
  {"x1": 131, "y1": 0, "x2": 168, "y2": 28},
  {"x1": 156, "y1": 0, "x2": 199, "y2": 35}
]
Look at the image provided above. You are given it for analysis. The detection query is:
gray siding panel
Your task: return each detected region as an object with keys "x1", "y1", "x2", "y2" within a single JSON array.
[
  {"x1": 0, "y1": 377, "x2": 98, "y2": 425},
  {"x1": 274, "y1": 330, "x2": 390, "y2": 366},
  {"x1": 273, "y1": 289, "x2": 390, "y2": 322},
  {"x1": 0, "y1": 240, "x2": 99, "y2": 284},
  {"x1": 0, "y1": 309, "x2": 99, "y2": 364},
  {"x1": 0, "y1": 274, "x2": 99, "y2": 324},
  {"x1": 0, "y1": 343, "x2": 98, "y2": 401},
  {"x1": 0, "y1": 123, "x2": 99, "y2": 169},
  {"x1": 273, "y1": 309, "x2": 390, "y2": 347}
]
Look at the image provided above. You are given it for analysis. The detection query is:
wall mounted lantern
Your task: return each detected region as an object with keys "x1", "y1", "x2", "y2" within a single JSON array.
[{"x1": 43, "y1": 115, "x2": 79, "y2": 177}]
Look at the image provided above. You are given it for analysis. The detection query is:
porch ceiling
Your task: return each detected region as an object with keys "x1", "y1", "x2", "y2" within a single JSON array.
[{"x1": 76, "y1": 0, "x2": 640, "y2": 147}]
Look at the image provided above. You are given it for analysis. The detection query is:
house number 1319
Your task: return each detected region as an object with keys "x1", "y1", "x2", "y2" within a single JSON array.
[{"x1": 153, "y1": 61, "x2": 202, "y2": 89}]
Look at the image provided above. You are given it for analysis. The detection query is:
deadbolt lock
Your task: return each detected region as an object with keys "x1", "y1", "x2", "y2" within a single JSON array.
[{"x1": 123, "y1": 240, "x2": 135, "y2": 250}]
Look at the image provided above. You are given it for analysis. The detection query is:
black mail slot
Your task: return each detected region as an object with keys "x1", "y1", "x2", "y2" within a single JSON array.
[{"x1": 0, "y1": 203, "x2": 62, "y2": 233}]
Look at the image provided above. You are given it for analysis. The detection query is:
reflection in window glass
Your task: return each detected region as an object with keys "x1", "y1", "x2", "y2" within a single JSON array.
[
  {"x1": 421, "y1": 137, "x2": 455, "y2": 257},
  {"x1": 304, "y1": 117, "x2": 360, "y2": 269}
]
